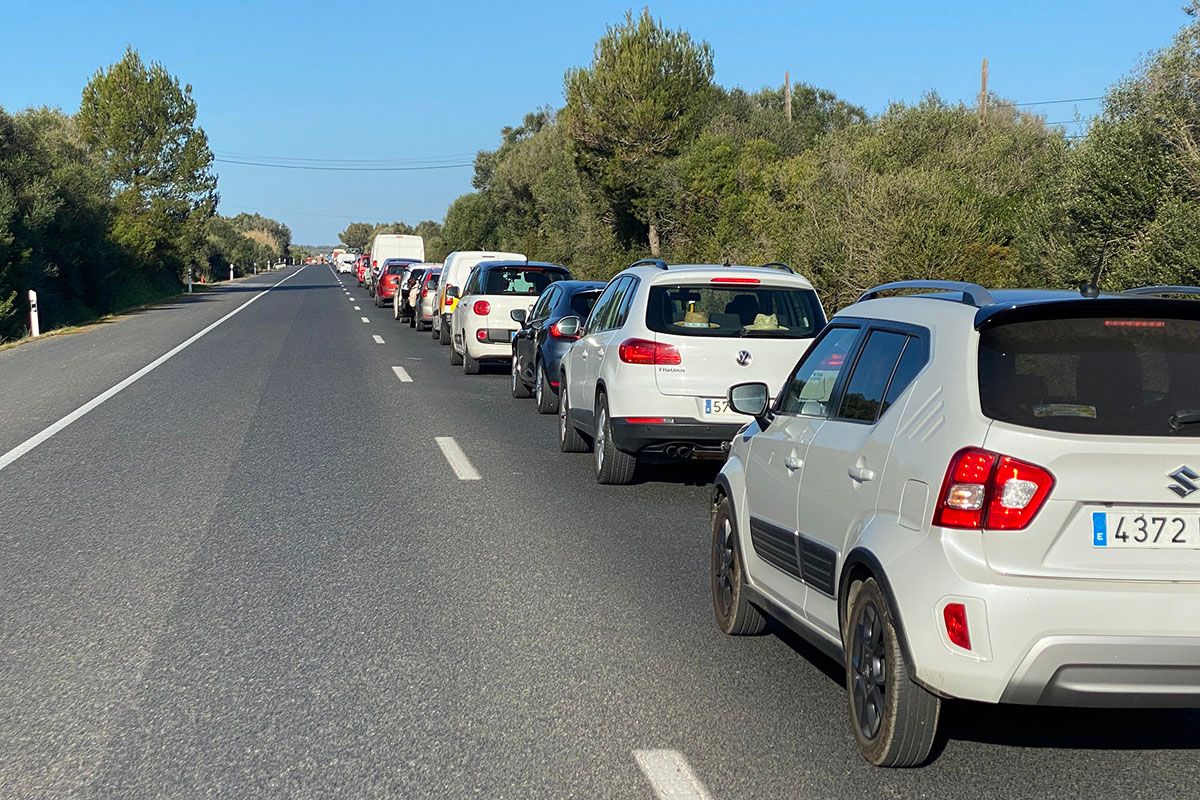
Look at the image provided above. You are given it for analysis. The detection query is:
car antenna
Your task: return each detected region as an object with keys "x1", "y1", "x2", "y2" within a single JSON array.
[
  {"x1": 723, "y1": 256, "x2": 732, "y2": 267},
  {"x1": 1080, "y1": 244, "x2": 1107, "y2": 298}
]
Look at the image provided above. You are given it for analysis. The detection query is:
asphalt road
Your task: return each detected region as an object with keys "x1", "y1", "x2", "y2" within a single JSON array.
[{"x1": 2, "y1": 264, "x2": 1198, "y2": 799}]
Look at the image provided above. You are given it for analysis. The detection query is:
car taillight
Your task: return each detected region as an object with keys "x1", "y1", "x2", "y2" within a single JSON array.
[
  {"x1": 473, "y1": 300, "x2": 490, "y2": 315},
  {"x1": 476, "y1": 328, "x2": 488, "y2": 342},
  {"x1": 710, "y1": 276, "x2": 761, "y2": 284},
  {"x1": 933, "y1": 447, "x2": 1054, "y2": 530},
  {"x1": 618, "y1": 338, "x2": 681, "y2": 365},
  {"x1": 548, "y1": 321, "x2": 579, "y2": 339}
]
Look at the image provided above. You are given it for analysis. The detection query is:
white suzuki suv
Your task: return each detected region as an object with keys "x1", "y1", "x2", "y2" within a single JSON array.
[
  {"x1": 714, "y1": 279, "x2": 1200, "y2": 767},
  {"x1": 556, "y1": 259, "x2": 825, "y2": 484},
  {"x1": 448, "y1": 260, "x2": 572, "y2": 374}
]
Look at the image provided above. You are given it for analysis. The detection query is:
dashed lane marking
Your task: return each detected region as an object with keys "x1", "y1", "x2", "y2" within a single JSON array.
[
  {"x1": 372, "y1": 335, "x2": 385, "y2": 344},
  {"x1": 435, "y1": 436, "x2": 481, "y2": 481},
  {"x1": 634, "y1": 750, "x2": 714, "y2": 800},
  {"x1": 391, "y1": 366, "x2": 413, "y2": 382},
  {"x1": 361, "y1": 316, "x2": 370, "y2": 323}
]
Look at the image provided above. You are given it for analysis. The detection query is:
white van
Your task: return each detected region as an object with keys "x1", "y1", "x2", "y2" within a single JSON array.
[
  {"x1": 434, "y1": 250, "x2": 525, "y2": 345},
  {"x1": 369, "y1": 235, "x2": 425, "y2": 271}
]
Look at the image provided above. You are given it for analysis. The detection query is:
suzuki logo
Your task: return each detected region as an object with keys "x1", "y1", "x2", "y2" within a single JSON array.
[
  {"x1": 1168, "y1": 465, "x2": 1200, "y2": 498},
  {"x1": 736, "y1": 350, "x2": 752, "y2": 367}
]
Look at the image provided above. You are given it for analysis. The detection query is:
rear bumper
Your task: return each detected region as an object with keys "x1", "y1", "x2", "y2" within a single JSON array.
[
  {"x1": 1000, "y1": 635, "x2": 1200, "y2": 707},
  {"x1": 609, "y1": 418, "x2": 742, "y2": 459}
]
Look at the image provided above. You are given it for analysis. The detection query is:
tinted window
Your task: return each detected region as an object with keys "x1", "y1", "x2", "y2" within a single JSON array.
[
  {"x1": 483, "y1": 268, "x2": 567, "y2": 296},
  {"x1": 779, "y1": 326, "x2": 861, "y2": 416},
  {"x1": 386, "y1": 265, "x2": 407, "y2": 275},
  {"x1": 586, "y1": 281, "x2": 621, "y2": 331},
  {"x1": 979, "y1": 316, "x2": 1200, "y2": 435},
  {"x1": 567, "y1": 290, "x2": 602, "y2": 319},
  {"x1": 529, "y1": 286, "x2": 558, "y2": 322},
  {"x1": 838, "y1": 331, "x2": 910, "y2": 423},
  {"x1": 646, "y1": 285, "x2": 823, "y2": 339},
  {"x1": 882, "y1": 337, "x2": 926, "y2": 415},
  {"x1": 613, "y1": 278, "x2": 640, "y2": 327}
]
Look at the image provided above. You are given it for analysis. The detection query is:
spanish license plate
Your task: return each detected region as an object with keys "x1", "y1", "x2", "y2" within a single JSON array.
[
  {"x1": 703, "y1": 398, "x2": 743, "y2": 419},
  {"x1": 1092, "y1": 511, "x2": 1200, "y2": 548}
]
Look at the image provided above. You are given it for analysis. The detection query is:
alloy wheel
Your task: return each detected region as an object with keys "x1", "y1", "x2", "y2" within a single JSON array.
[
  {"x1": 851, "y1": 600, "x2": 888, "y2": 740},
  {"x1": 714, "y1": 517, "x2": 735, "y2": 616},
  {"x1": 595, "y1": 407, "x2": 607, "y2": 472}
]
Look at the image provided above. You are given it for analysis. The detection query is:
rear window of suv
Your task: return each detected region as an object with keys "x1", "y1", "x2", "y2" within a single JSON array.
[
  {"x1": 646, "y1": 284, "x2": 824, "y2": 339},
  {"x1": 483, "y1": 268, "x2": 568, "y2": 296},
  {"x1": 979, "y1": 316, "x2": 1200, "y2": 436}
]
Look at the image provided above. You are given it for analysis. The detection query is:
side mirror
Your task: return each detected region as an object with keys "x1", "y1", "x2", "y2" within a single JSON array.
[
  {"x1": 510, "y1": 308, "x2": 528, "y2": 324},
  {"x1": 445, "y1": 286, "x2": 459, "y2": 299},
  {"x1": 556, "y1": 315, "x2": 583, "y2": 338},
  {"x1": 728, "y1": 382, "x2": 771, "y2": 426}
]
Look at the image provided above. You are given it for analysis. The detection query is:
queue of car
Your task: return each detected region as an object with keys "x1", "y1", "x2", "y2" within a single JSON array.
[{"x1": 352, "y1": 244, "x2": 1200, "y2": 768}]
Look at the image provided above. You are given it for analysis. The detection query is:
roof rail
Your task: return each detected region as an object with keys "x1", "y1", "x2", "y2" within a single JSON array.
[
  {"x1": 630, "y1": 258, "x2": 668, "y2": 270},
  {"x1": 1123, "y1": 285, "x2": 1200, "y2": 298},
  {"x1": 757, "y1": 261, "x2": 795, "y2": 274},
  {"x1": 857, "y1": 280, "x2": 995, "y2": 307}
]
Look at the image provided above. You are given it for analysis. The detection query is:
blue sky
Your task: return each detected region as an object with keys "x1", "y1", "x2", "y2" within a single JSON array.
[{"x1": 0, "y1": 0, "x2": 1189, "y2": 244}]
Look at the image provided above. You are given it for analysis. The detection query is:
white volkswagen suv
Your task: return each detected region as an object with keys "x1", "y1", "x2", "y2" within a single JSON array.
[
  {"x1": 448, "y1": 260, "x2": 572, "y2": 374},
  {"x1": 556, "y1": 259, "x2": 825, "y2": 484},
  {"x1": 714, "y1": 279, "x2": 1200, "y2": 767}
]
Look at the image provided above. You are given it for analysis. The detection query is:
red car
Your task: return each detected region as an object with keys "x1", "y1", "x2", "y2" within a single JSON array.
[
  {"x1": 373, "y1": 261, "x2": 409, "y2": 307},
  {"x1": 355, "y1": 255, "x2": 371, "y2": 286}
]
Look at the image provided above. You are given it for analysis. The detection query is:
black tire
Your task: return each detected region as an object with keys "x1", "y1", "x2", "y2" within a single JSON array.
[
  {"x1": 393, "y1": 296, "x2": 401, "y2": 320},
  {"x1": 450, "y1": 339, "x2": 463, "y2": 366},
  {"x1": 558, "y1": 381, "x2": 590, "y2": 453},
  {"x1": 432, "y1": 321, "x2": 441, "y2": 340},
  {"x1": 463, "y1": 350, "x2": 480, "y2": 374},
  {"x1": 511, "y1": 355, "x2": 532, "y2": 398},
  {"x1": 711, "y1": 495, "x2": 768, "y2": 636},
  {"x1": 845, "y1": 578, "x2": 941, "y2": 768},
  {"x1": 594, "y1": 394, "x2": 636, "y2": 485},
  {"x1": 534, "y1": 361, "x2": 557, "y2": 414},
  {"x1": 439, "y1": 319, "x2": 451, "y2": 345}
]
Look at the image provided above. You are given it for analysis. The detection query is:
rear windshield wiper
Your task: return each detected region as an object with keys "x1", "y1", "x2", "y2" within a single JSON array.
[{"x1": 1169, "y1": 409, "x2": 1200, "y2": 431}]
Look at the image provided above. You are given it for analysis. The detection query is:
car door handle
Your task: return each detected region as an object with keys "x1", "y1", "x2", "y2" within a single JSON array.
[
  {"x1": 784, "y1": 456, "x2": 803, "y2": 471},
  {"x1": 848, "y1": 466, "x2": 875, "y2": 482},
  {"x1": 581, "y1": 351, "x2": 588, "y2": 360}
]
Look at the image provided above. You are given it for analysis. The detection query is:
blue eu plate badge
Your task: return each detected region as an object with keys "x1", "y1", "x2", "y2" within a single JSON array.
[{"x1": 1092, "y1": 512, "x2": 1107, "y2": 547}]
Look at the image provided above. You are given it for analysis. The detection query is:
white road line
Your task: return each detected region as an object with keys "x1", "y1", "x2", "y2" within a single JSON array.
[
  {"x1": 354, "y1": 306, "x2": 361, "y2": 310},
  {"x1": 360, "y1": 316, "x2": 370, "y2": 323},
  {"x1": 372, "y1": 334, "x2": 385, "y2": 344},
  {"x1": 391, "y1": 366, "x2": 413, "y2": 382},
  {"x1": 435, "y1": 436, "x2": 481, "y2": 481},
  {"x1": 0, "y1": 266, "x2": 305, "y2": 473},
  {"x1": 634, "y1": 750, "x2": 714, "y2": 800}
]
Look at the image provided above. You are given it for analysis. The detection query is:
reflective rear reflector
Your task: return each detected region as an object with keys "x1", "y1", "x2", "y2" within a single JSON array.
[{"x1": 943, "y1": 603, "x2": 971, "y2": 650}]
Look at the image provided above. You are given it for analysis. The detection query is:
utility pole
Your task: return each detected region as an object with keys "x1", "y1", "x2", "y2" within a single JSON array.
[
  {"x1": 978, "y1": 58, "x2": 989, "y2": 120},
  {"x1": 784, "y1": 70, "x2": 792, "y2": 124}
]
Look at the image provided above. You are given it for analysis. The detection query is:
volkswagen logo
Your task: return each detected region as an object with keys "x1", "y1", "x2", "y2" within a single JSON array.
[
  {"x1": 736, "y1": 350, "x2": 752, "y2": 367},
  {"x1": 1168, "y1": 465, "x2": 1200, "y2": 498}
]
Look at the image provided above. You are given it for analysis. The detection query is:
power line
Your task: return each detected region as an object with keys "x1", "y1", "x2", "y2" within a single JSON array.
[
  {"x1": 224, "y1": 205, "x2": 397, "y2": 221},
  {"x1": 1014, "y1": 95, "x2": 1104, "y2": 107},
  {"x1": 214, "y1": 150, "x2": 476, "y2": 165},
  {"x1": 213, "y1": 158, "x2": 474, "y2": 172}
]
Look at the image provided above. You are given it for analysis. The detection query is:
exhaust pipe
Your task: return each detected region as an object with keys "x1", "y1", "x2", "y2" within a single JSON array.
[
  {"x1": 677, "y1": 444, "x2": 694, "y2": 460},
  {"x1": 664, "y1": 445, "x2": 679, "y2": 458}
]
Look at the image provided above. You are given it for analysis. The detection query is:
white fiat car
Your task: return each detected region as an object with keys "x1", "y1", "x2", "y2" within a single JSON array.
[
  {"x1": 714, "y1": 279, "x2": 1200, "y2": 767},
  {"x1": 556, "y1": 260, "x2": 825, "y2": 484},
  {"x1": 448, "y1": 260, "x2": 572, "y2": 374},
  {"x1": 435, "y1": 250, "x2": 525, "y2": 345}
]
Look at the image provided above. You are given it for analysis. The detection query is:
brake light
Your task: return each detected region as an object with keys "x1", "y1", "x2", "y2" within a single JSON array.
[
  {"x1": 549, "y1": 321, "x2": 579, "y2": 339},
  {"x1": 476, "y1": 328, "x2": 488, "y2": 342},
  {"x1": 933, "y1": 447, "x2": 1055, "y2": 530},
  {"x1": 943, "y1": 603, "x2": 971, "y2": 650},
  {"x1": 1104, "y1": 319, "x2": 1166, "y2": 328},
  {"x1": 618, "y1": 338, "x2": 681, "y2": 365},
  {"x1": 372, "y1": 260, "x2": 377, "y2": 267},
  {"x1": 625, "y1": 417, "x2": 666, "y2": 424},
  {"x1": 473, "y1": 300, "x2": 491, "y2": 315},
  {"x1": 710, "y1": 276, "x2": 761, "y2": 284}
]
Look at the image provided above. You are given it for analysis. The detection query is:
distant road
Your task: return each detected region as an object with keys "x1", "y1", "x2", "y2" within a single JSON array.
[{"x1": 2, "y1": 264, "x2": 1197, "y2": 798}]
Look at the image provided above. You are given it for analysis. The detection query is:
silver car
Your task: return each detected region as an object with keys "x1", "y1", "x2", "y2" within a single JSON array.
[
  {"x1": 716, "y1": 279, "x2": 1200, "y2": 767},
  {"x1": 415, "y1": 268, "x2": 442, "y2": 332}
]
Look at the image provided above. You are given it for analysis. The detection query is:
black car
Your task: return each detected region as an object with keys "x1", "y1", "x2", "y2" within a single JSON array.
[{"x1": 510, "y1": 280, "x2": 606, "y2": 412}]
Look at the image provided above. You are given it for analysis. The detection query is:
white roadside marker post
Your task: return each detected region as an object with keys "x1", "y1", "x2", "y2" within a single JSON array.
[
  {"x1": 187, "y1": 266, "x2": 193, "y2": 294},
  {"x1": 229, "y1": 263, "x2": 234, "y2": 281},
  {"x1": 28, "y1": 290, "x2": 40, "y2": 337}
]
